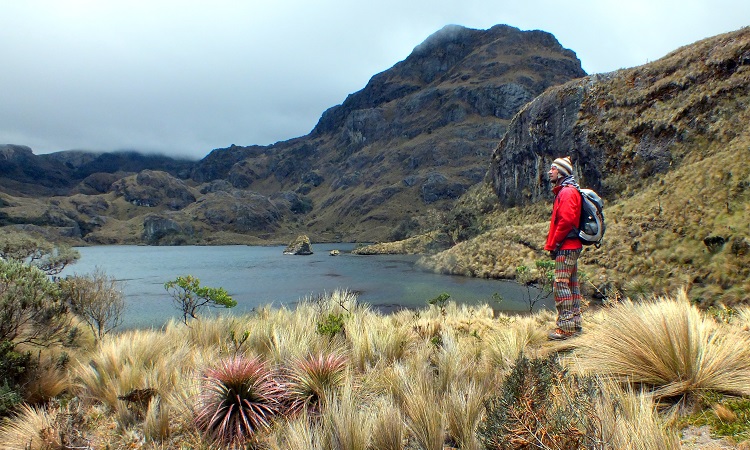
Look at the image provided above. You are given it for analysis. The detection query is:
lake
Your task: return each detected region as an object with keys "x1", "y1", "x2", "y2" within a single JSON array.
[{"x1": 60, "y1": 244, "x2": 551, "y2": 329}]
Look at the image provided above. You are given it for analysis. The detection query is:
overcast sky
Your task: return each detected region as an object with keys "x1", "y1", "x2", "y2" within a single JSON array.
[{"x1": 1, "y1": 1, "x2": 748, "y2": 160}]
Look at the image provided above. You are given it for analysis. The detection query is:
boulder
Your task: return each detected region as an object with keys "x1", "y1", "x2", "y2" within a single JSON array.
[{"x1": 284, "y1": 235, "x2": 313, "y2": 255}]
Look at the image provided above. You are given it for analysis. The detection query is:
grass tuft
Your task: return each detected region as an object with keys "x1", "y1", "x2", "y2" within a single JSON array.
[
  {"x1": 574, "y1": 290, "x2": 750, "y2": 401},
  {"x1": 285, "y1": 352, "x2": 348, "y2": 416}
]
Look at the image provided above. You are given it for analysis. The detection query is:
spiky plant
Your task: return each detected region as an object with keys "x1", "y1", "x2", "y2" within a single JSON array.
[
  {"x1": 194, "y1": 355, "x2": 285, "y2": 446},
  {"x1": 285, "y1": 352, "x2": 348, "y2": 415}
]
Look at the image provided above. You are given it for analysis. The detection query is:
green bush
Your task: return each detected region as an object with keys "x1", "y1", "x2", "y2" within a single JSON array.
[
  {"x1": 0, "y1": 340, "x2": 34, "y2": 416},
  {"x1": 0, "y1": 230, "x2": 79, "y2": 275},
  {"x1": 316, "y1": 313, "x2": 345, "y2": 339},
  {"x1": 0, "y1": 259, "x2": 68, "y2": 346},
  {"x1": 478, "y1": 354, "x2": 601, "y2": 449}
]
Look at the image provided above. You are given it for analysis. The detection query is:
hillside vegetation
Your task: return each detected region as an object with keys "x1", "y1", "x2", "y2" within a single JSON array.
[
  {"x1": 415, "y1": 27, "x2": 750, "y2": 306},
  {"x1": 1, "y1": 290, "x2": 750, "y2": 448}
]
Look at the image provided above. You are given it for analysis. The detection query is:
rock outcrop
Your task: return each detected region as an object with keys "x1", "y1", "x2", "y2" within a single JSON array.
[
  {"x1": 142, "y1": 214, "x2": 193, "y2": 244},
  {"x1": 112, "y1": 170, "x2": 196, "y2": 209},
  {"x1": 284, "y1": 235, "x2": 313, "y2": 255}
]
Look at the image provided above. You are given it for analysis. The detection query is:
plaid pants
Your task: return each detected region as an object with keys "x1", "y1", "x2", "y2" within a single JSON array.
[{"x1": 554, "y1": 249, "x2": 582, "y2": 332}]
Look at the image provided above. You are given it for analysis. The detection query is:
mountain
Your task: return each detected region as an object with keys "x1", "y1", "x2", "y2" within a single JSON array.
[
  {"x1": 0, "y1": 145, "x2": 196, "y2": 196},
  {"x1": 418, "y1": 26, "x2": 750, "y2": 306},
  {"x1": 0, "y1": 24, "x2": 586, "y2": 244}
]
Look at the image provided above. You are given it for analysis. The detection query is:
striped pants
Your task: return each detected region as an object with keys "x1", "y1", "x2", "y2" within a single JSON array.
[{"x1": 554, "y1": 249, "x2": 582, "y2": 333}]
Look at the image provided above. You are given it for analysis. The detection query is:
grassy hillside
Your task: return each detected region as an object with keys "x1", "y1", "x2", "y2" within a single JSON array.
[{"x1": 416, "y1": 27, "x2": 750, "y2": 307}]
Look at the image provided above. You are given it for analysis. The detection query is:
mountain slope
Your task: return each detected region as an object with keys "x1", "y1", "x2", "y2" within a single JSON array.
[
  {"x1": 187, "y1": 25, "x2": 585, "y2": 241},
  {"x1": 419, "y1": 26, "x2": 750, "y2": 305},
  {"x1": 1, "y1": 24, "x2": 586, "y2": 244}
]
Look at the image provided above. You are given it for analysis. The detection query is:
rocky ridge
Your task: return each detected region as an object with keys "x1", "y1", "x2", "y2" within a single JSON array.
[
  {"x1": 416, "y1": 26, "x2": 750, "y2": 305},
  {"x1": 0, "y1": 24, "x2": 586, "y2": 245}
]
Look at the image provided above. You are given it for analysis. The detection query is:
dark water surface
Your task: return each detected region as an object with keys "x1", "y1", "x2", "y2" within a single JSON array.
[{"x1": 60, "y1": 244, "x2": 550, "y2": 329}]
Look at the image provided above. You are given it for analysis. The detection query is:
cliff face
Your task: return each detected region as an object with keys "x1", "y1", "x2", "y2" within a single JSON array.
[{"x1": 491, "y1": 27, "x2": 750, "y2": 207}]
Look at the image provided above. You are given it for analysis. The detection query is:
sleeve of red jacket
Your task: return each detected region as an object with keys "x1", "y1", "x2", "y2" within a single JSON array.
[{"x1": 546, "y1": 187, "x2": 581, "y2": 250}]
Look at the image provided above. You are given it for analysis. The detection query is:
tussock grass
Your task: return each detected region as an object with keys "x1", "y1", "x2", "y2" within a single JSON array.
[
  {"x1": 445, "y1": 380, "x2": 487, "y2": 450},
  {"x1": 322, "y1": 381, "x2": 375, "y2": 450},
  {"x1": 0, "y1": 404, "x2": 58, "y2": 450},
  {"x1": 397, "y1": 364, "x2": 446, "y2": 450},
  {"x1": 4, "y1": 289, "x2": 748, "y2": 447},
  {"x1": 75, "y1": 330, "x2": 192, "y2": 411},
  {"x1": 594, "y1": 378, "x2": 682, "y2": 450},
  {"x1": 370, "y1": 396, "x2": 406, "y2": 450},
  {"x1": 574, "y1": 290, "x2": 750, "y2": 400},
  {"x1": 268, "y1": 414, "x2": 323, "y2": 450},
  {"x1": 485, "y1": 315, "x2": 546, "y2": 370}
]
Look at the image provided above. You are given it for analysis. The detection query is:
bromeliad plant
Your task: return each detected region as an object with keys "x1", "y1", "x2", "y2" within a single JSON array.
[{"x1": 194, "y1": 355, "x2": 285, "y2": 446}]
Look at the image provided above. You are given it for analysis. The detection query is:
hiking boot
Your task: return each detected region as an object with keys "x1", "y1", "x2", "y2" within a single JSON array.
[{"x1": 548, "y1": 328, "x2": 579, "y2": 341}]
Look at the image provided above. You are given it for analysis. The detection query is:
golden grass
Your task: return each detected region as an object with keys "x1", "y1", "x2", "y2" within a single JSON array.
[
  {"x1": 573, "y1": 290, "x2": 750, "y2": 399},
  {"x1": 401, "y1": 372, "x2": 445, "y2": 450},
  {"x1": 593, "y1": 378, "x2": 682, "y2": 450},
  {"x1": 445, "y1": 380, "x2": 487, "y2": 450},
  {"x1": 267, "y1": 414, "x2": 323, "y2": 450},
  {"x1": 322, "y1": 381, "x2": 374, "y2": 450},
  {"x1": 0, "y1": 404, "x2": 59, "y2": 450},
  {"x1": 3, "y1": 289, "x2": 747, "y2": 447},
  {"x1": 370, "y1": 396, "x2": 406, "y2": 450}
]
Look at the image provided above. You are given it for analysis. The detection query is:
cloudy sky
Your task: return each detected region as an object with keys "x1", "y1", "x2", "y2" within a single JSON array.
[{"x1": 1, "y1": 1, "x2": 748, "y2": 160}]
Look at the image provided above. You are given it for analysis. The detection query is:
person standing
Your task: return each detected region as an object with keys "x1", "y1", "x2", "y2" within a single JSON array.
[{"x1": 544, "y1": 156, "x2": 583, "y2": 340}]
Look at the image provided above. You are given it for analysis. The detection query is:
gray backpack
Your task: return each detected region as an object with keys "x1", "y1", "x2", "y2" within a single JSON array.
[{"x1": 572, "y1": 188, "x2": 605, "y2": 248}]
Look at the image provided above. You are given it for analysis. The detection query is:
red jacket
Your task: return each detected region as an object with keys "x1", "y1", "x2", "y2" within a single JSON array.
[{"x1": 544, "y1": 184, "x2": 583, "y2": 251}]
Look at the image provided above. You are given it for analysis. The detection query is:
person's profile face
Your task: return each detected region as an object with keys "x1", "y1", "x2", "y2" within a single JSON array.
[{"x1": 548, "y1": 165, "x2": 560, "y2": 183}]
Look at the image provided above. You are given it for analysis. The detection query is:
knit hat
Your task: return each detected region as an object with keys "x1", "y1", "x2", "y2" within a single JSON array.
[{"x1": 551, "y1": 156, "x2": 573, "y2": 176}]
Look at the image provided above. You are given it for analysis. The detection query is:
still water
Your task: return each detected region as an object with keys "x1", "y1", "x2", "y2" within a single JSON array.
[{"x1": 60, "y1": 244, "x2": 550, "y2": 329}]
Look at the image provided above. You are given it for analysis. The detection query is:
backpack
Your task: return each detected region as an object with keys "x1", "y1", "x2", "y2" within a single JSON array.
[{"x1": 569, "y1": 187, "x2": 605, "y2": 248}]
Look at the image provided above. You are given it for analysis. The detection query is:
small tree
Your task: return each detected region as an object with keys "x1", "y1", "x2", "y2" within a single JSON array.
[
  {"x1": 59, "y1": 268, "x2": 125, "y2": 341},
  {"x1": 164, "y1": 275, "x2": 236, "y2": 324},
  {"x1": 515, "y1": 260, "x2": 554, "y2": 313},
  {"x1": 0, "y1": 230, "x2": 79, "y2": 275}
]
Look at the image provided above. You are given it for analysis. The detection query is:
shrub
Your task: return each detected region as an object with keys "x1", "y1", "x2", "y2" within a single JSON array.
[
  {"x1": 164, "y1": 275, "x2": 236, "y2": 324},
  {"x1": 316, "y1": 313, "x2": 346, "y2": 339},
  {"x1": 478, "y1": 354, "x2": 602, "y2": 450},
  {"x1": 515, "y1": 260, "x2": 554, "y2": 313},
  {"x1": 428, "y1": 292, "x2": 451, "y2": 319},
  {"x1": 194, "y1": 355, "x2": 285, "y2": 446},
  {"x1": 0, "y1": 259, "x2": 69, "y2": 346},
  {"x1": 0, "y1": 230, "x2": 79, "y2": 275},
  {"x1": 59, "y1": 268, "x2": 125, "y2": 341}
]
